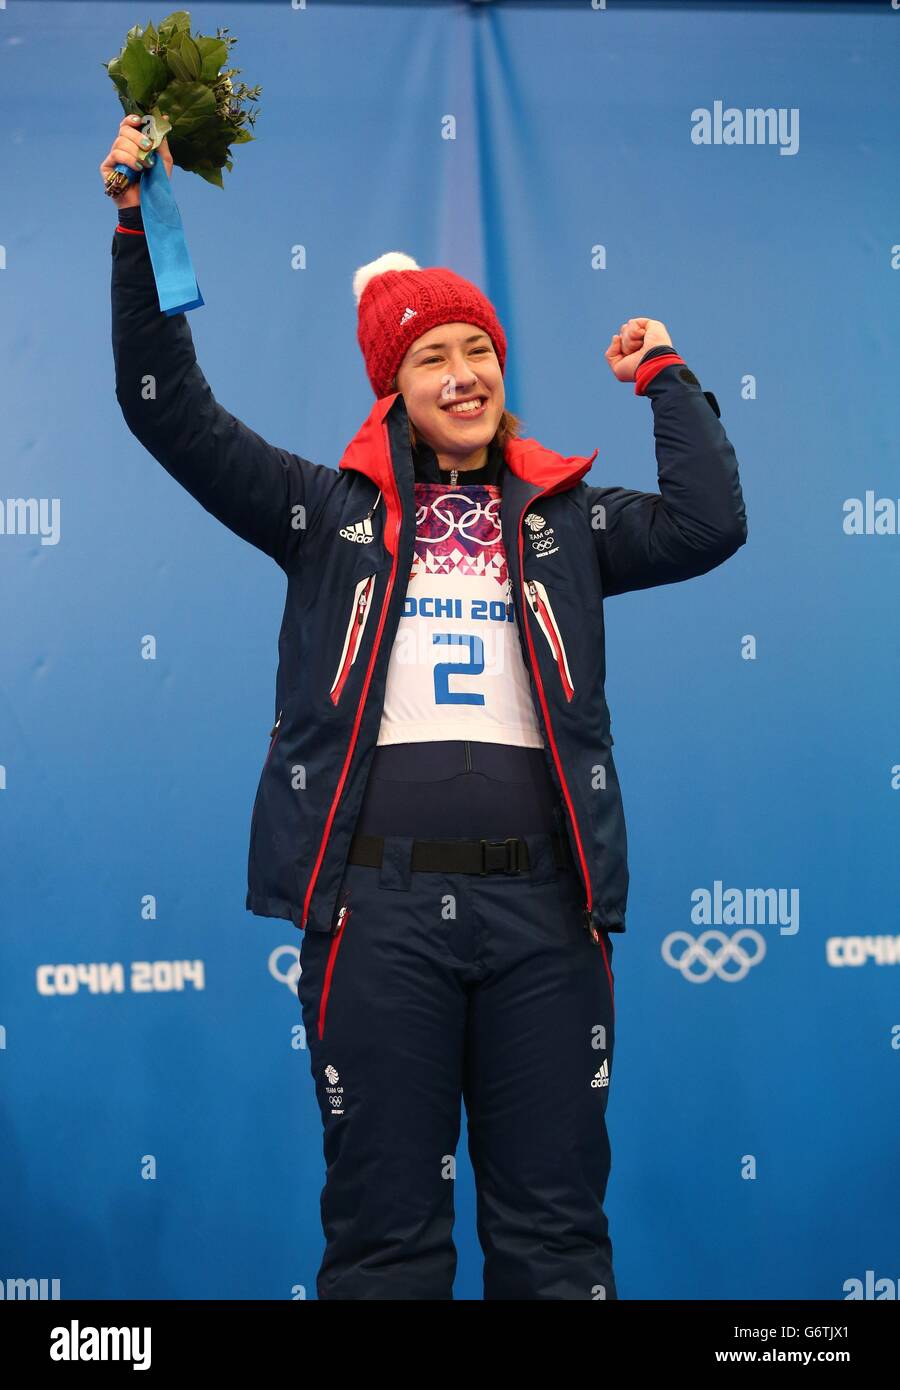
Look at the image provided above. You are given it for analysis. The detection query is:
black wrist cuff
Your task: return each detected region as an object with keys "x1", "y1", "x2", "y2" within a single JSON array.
[{"x1": 116, "y1": 204, "x2": 144, "y2": 230}]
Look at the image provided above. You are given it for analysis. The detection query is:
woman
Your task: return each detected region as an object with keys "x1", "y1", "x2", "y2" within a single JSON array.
[{"x1": 103, "y1": 116, "x2": 747, "y2": 1301}]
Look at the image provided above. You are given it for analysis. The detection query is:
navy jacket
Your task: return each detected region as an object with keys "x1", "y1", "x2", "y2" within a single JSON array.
[{"x1": 111, "y1": 205, "x2": 747, "y2": 938}]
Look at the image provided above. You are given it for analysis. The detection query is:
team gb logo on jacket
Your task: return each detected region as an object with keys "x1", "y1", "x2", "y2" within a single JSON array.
[{"x1": 525, "y1": 511, "x2": 559, "y2": 558}]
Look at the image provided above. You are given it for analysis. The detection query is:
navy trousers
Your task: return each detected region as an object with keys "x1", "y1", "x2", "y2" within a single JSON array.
[{"x1": 297, "y1": 827, "x2": 617, "y2": 1300}]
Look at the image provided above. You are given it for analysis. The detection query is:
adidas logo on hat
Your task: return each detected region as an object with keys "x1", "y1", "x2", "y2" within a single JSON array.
[{"x1": 400, "y1": 306, "x2": 418, "y2": 325}]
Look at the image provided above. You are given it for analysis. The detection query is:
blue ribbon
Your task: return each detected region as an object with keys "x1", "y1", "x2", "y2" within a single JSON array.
[{"x1": 114, "y1": 149, "x2": 204, "y2": 316}]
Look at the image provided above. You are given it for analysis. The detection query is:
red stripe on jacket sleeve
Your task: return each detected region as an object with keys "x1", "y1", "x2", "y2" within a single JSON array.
[
  {"x1": 634, "y1": 351, "x2": 685, "y2": 395},
  {"x1": 115, "y1": 224, "x2": 145, "y2": 236}
]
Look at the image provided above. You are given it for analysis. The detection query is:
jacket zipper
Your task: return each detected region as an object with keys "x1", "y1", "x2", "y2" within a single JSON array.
[
  {"x1": 301, "y1": 427, "x2": 402, "y2": 930},
  {"x1": 464, "y1": 740, "x2": 472, "y2": 772},
  {"x1": 329, "y1": 573, "x2": 376, "y2": 705},
  {"x1": 526, "y1": 579, "x2": 574, "y2": 701},
  {"x1": 317, "y1": 902, "x2": 350, "y2": 1040},
  {"x1": 518, "y1": 501, "x2": 599, "y2": 945}
]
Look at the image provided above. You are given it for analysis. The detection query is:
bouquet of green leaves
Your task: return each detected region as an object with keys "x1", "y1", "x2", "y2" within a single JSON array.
[{"x1": 103, "y1": 8, "x2": 261, "y2": 197}]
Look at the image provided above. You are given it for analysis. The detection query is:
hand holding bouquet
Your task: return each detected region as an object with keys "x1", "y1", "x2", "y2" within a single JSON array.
[{"x1": 100, "y1": 115, "x2": 173, "y2": 210}]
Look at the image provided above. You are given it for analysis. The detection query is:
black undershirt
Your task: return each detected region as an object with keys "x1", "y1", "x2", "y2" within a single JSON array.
[{"x1": 412, "y1": 436, "x2": 506, "y2": 486}]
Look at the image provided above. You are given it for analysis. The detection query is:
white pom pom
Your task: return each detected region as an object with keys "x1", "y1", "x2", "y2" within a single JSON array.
[{"x1": 352, "y1": 252, "x2": 421, "y2": 306}]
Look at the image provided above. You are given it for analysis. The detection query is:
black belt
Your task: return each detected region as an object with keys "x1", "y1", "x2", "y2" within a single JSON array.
[{"x1": 347, "y1": 831, "x2": 571, "y2": 876}]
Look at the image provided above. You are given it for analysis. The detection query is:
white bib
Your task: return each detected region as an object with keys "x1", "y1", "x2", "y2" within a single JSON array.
[{"x1": 376, "y1": 482, "x2": 544, "y2": 748}]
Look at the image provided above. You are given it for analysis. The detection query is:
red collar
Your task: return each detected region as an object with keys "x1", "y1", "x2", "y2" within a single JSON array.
[{"x1": 339, "y1": 391, "x2": 597, "y2": 499}]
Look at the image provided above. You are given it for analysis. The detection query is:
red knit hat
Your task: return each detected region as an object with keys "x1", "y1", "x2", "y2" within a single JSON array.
[{"x1": 353, "y1": 252, "x2": 507, "y2": 400}]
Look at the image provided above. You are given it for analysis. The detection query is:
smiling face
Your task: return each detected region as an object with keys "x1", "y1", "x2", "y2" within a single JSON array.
[{"x1": 393, "y1": 321, "x2": 505, "y2": 461}]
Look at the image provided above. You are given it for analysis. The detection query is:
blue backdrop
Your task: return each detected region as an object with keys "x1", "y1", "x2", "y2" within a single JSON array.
[{"x1": 1, "y1": 0, "x2": 898, "y2": 1301}]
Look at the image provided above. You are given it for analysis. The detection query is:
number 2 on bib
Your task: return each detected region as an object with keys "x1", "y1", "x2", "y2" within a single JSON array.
[{"x1": 433, "y1": 632, "x2": 485, "y2": 706}]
